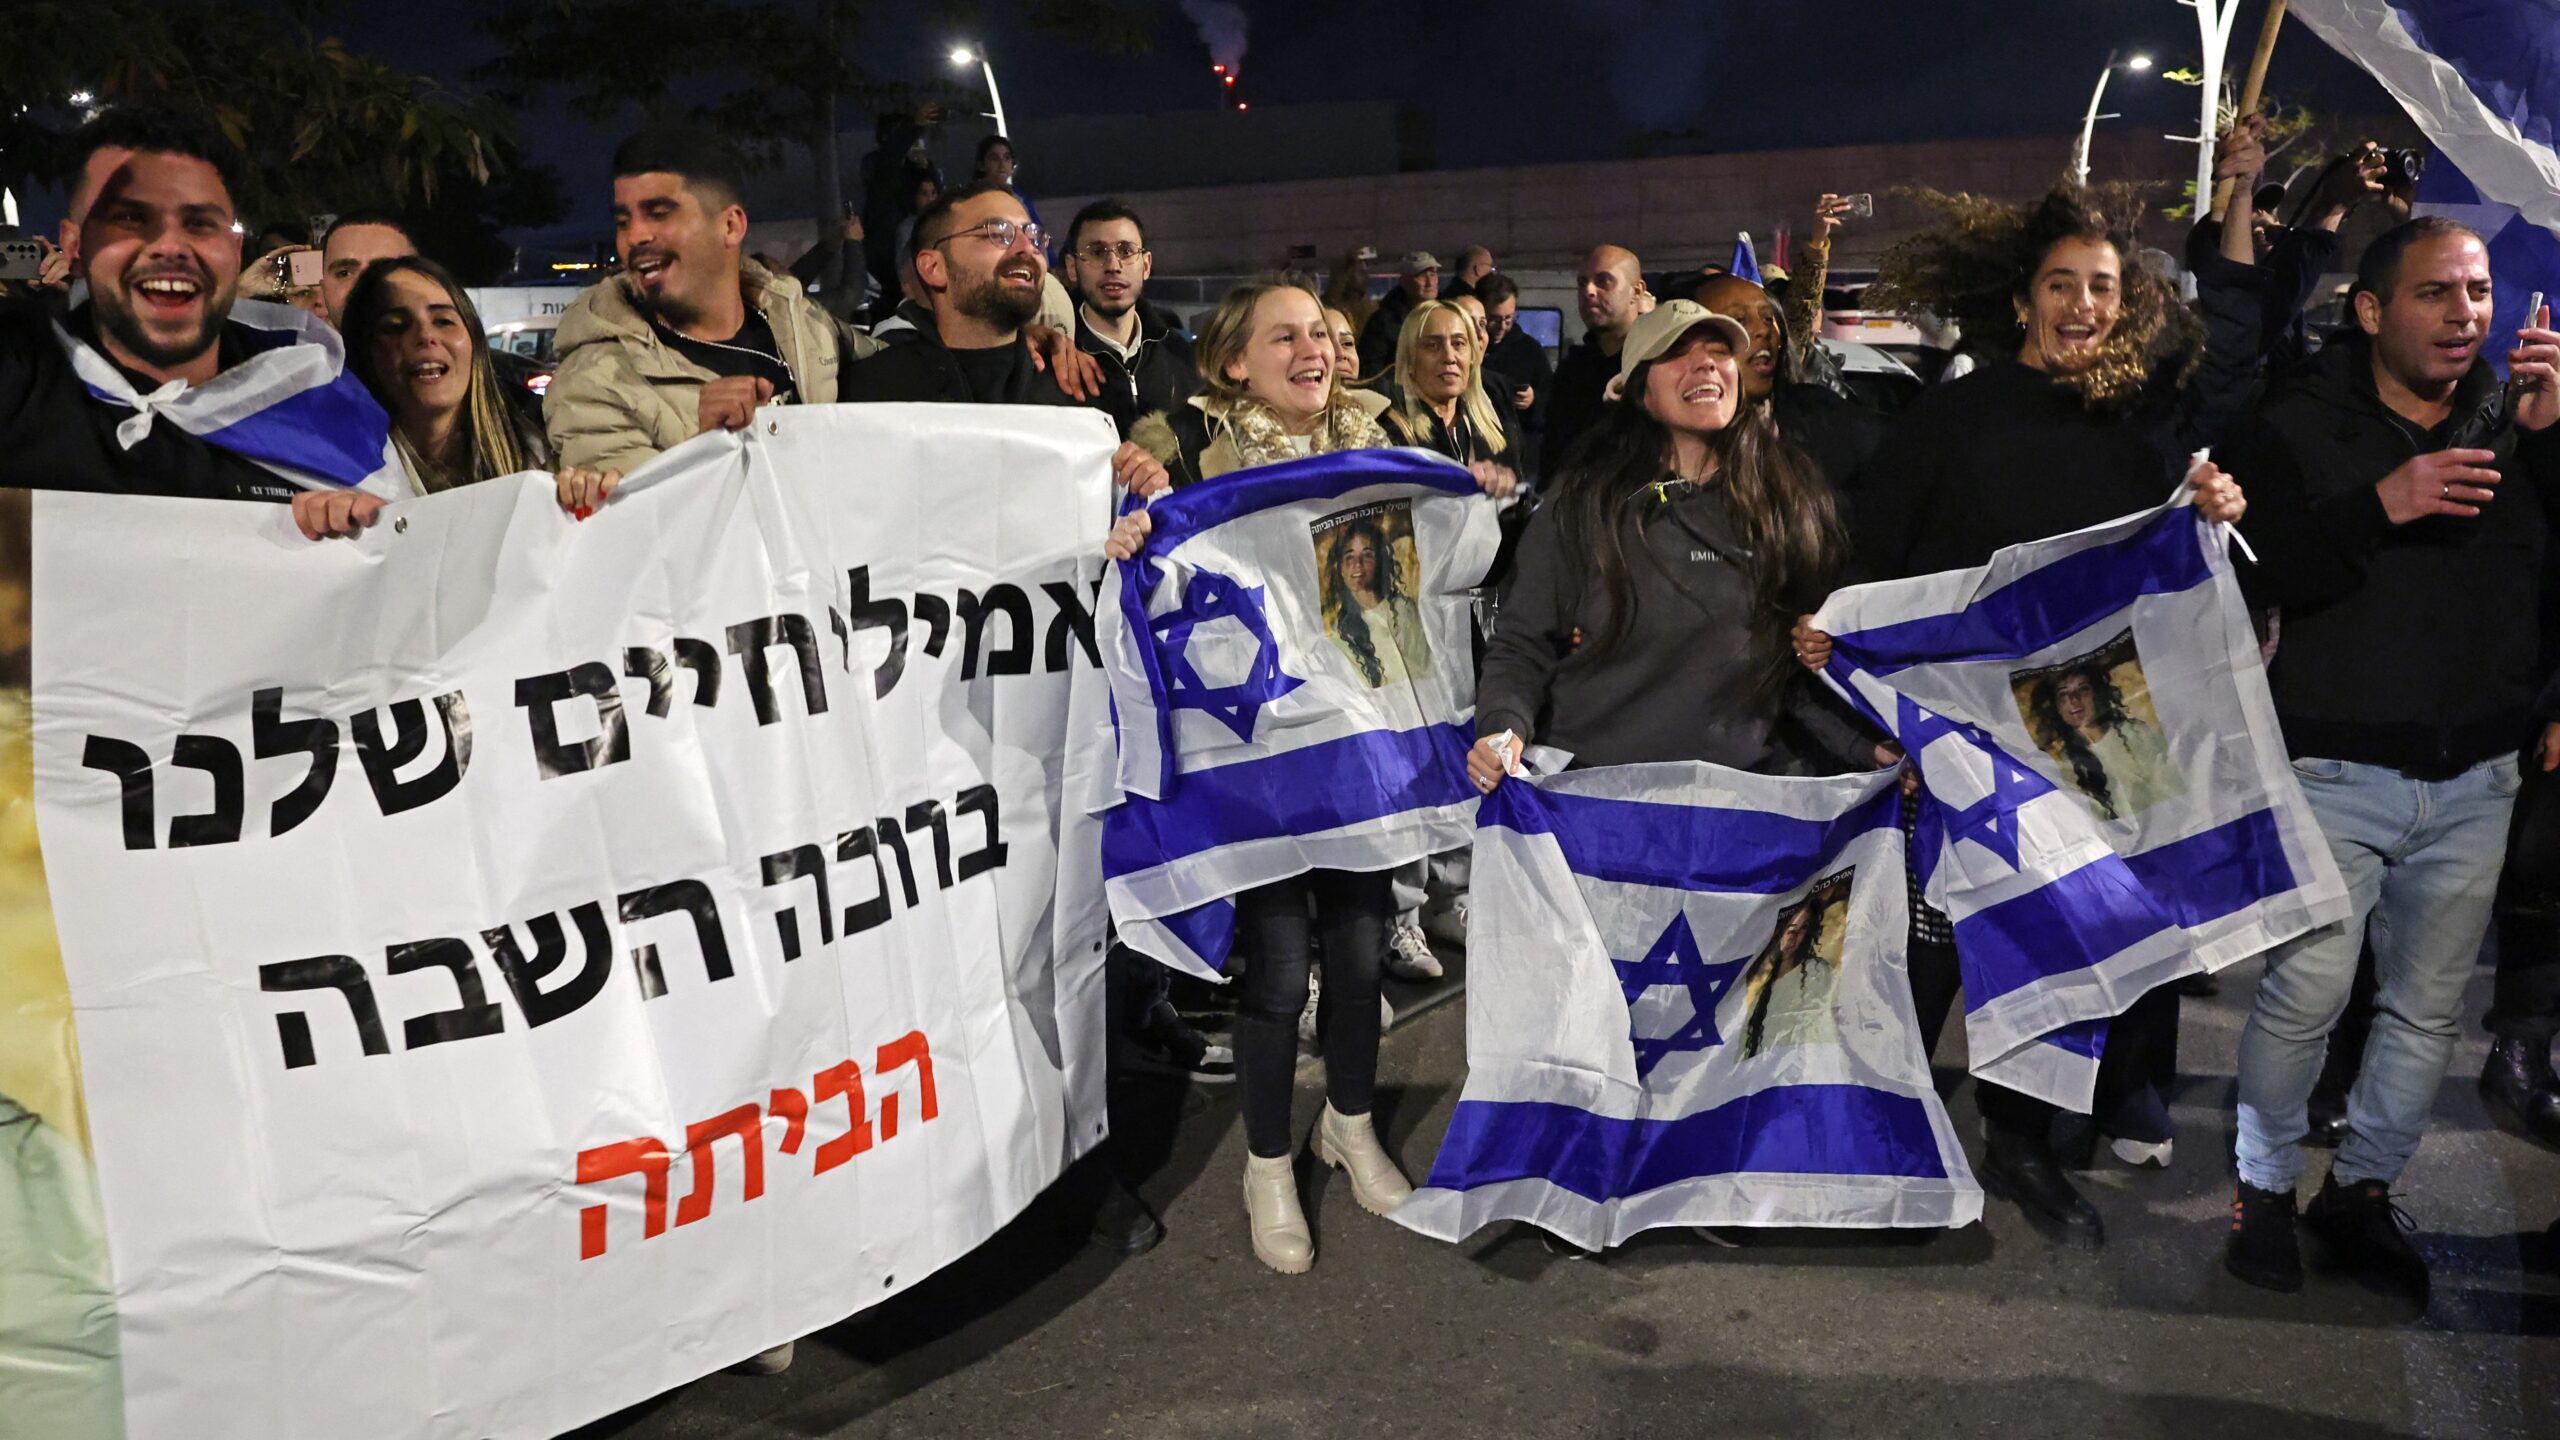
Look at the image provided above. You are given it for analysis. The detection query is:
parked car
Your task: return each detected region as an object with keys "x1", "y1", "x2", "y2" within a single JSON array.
[
  {"x1": 485, "y1": 317, "x2": 561, "y2": 397},
  {"x1": 1818, "y1": 336, "x2": 1923, "y2": 416}
]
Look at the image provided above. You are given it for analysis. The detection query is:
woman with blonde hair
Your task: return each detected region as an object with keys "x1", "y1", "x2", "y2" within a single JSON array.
[
  {"x1": 1127, "y1": 278, "x2": 1395, "y2": 487},
  {"x1": 1110, "y1": 278, "x2": 1499, "y2": 1276},
  {"x1": 1381, "y1": 299, "x2": 1524, "y2": 494}
]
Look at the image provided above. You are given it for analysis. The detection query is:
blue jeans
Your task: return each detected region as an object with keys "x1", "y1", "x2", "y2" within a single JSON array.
[{"x1": 2235, "y1": 753, "x2": 2520, "y2": 1192}]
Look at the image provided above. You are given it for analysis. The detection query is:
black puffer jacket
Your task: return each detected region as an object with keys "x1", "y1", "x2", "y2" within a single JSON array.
[
  {"x1": 2229, "y1": 339, "x2": 2560, "y2": 775},
  {"x1": 1075, "y1": 304, "x2": 1200, "y2": 439}
]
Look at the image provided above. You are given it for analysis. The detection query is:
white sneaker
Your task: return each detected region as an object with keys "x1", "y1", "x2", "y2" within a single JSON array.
[
  {"x1": 1384, "y1": 918, "x2": 1443, "y2": 981},
  {"x1": 1423, "y1": 894, "x2": 1470, "y2": 950},
  {"x1": 1380, "y1": 993, "x2": 1396, "y2": 1032},
  {"x1": 2109, "y1": 1135, "x2": 2173, "y2": 1168}
]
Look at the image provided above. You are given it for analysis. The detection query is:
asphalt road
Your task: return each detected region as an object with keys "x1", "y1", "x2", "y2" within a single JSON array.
[{"x1": 573, "y1": 953, "x2": 2559, "y2": 1440}]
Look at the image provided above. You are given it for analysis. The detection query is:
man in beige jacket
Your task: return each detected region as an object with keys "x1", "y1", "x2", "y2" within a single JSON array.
[{"x1": 548, "y1": 129, "x2": 1095, "y2": 491}]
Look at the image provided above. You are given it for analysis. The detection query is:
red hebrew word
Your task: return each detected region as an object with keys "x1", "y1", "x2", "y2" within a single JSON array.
[
  {"x1": 574, "y1": 1032, "x2": 939, "y2": 1259},
  {"x1": 576, "y1": 1138, "x2": 671, "y2": 1259},
  {"x1": 770, "y1": 1086, "x2": 809, "y2": 1154},
  {"x1": 674, "y1": 1104, "x2": 766, "y2": 1227},
  {"x1": 812, "y1": 1059, "x2": 874, "y2": 1174},
  {"x1": 874, "y1": 1030, "x2": 940, "y2": 1141}
]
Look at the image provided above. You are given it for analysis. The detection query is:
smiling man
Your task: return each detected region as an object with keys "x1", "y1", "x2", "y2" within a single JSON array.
[
  {"x1": 545, "y1": 129, "x2": 886, "y2": 476},
  {"x1": 2222, "y1": 217, "x2": 2560, "y2": 1299},
  {"x1": 0, "y1": 108, "x2": 402, "y2": 515}
]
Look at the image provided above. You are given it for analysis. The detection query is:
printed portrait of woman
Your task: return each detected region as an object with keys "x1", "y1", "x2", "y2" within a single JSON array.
[
  {"x1": 1314, "y1": 506, "x2": 1433, "y2": 689},
  {"x1": 2019, "y1": 651, "x2": 2179, "y2": 823},
  {"x1": 1739, "y1": 878, "x2": 1849, "y2": 1059}
]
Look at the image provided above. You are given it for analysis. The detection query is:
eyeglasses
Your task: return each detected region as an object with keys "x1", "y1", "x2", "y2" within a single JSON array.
[
  {"x1": 936, "y1": 219, "x2": 1047, "y2": 253},
  {"x1": 1074, "y1": 241, "x2": 1148, "y2": 266}
]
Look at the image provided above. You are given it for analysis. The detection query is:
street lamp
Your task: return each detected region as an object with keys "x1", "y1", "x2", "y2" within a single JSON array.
[
  {"x1": 948, "y1": 43, "x2": 1011, "y2": 145},
  {"x1": 2074, "y1": 50, "x2": 2155, "y2": 187}
]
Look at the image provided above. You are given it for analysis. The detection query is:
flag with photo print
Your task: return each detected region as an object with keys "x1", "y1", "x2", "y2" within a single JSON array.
[
  {"x1": 1095, "y1": 448, "x2": 1499, "y2": 979},
  {"x1": 1809, "y1": 498, "x2": 2349, "y2": 1110},
  {"x1": 1393, "y1": 762, "x2": 1979, "y2": 1249}
]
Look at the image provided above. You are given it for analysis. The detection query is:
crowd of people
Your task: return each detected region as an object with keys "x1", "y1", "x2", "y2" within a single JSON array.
[{"x1": 2, "y1": 97, "x2": 2557, "y2": 1369}]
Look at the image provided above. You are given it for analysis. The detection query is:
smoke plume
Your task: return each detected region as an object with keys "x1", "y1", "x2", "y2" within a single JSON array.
[{"x1": 1182, "y1": 0, "x2": 1249, "y2": 73}]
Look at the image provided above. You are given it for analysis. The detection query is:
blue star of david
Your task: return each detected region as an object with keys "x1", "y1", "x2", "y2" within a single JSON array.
[
  {"x1": 1897, "y1": 693, "x2": 2053, "y2": 870},
  {"x1": 1611, "y1": 911, "x2": 1750, "y2": 1079},
  {"x1": 1151, "y1": 567, "x2": 1304, "y2": 742}
]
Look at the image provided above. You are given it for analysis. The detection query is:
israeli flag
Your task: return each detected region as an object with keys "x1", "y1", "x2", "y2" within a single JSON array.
[
  {"x1": 1096, "y1": 448, "x2": 1498, "y2": 978},
  {"x1": 2292, "y1": 1, "x2": 2560, "y2": 370},
  {"x1": 1394, "y1": 762, "x2": 1980, "y2": 1249},
  {"x1": 1810, "y1": 499, "x2": 2349, "y2": 1109},
  {"x1": 56, "y1": 298, "x2": 411, "y2": 496}
]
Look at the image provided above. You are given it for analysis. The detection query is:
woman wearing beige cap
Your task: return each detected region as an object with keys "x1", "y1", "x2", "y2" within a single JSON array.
[{"x1": 1470, "y1": 298, "x2": 1880, "y2": 789}]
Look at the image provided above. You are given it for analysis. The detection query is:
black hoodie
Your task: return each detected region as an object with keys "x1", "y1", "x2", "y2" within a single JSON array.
[{"x1": 2228, "y1": 338, "x2": 2560, "y2": 775}]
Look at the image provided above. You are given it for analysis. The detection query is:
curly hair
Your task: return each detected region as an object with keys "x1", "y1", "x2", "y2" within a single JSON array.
[
  {"x1": 1322, "y1": 517, "x2": 1403, "y2": 686},
  {"x1": 1868, "y1": 181, "x2": 2203, "y2": 411},
  {"x1": 2025, "y1": 660, "x2": 2138, "y2": 819}
]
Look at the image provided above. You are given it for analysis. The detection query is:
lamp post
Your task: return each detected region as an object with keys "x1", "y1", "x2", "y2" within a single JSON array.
[
  {"x1": 949, "y1": 44, "x2": 1011, "y2": 143},
  {"x1": 2074, "y1": 50, "x2": 2154, "y2": 187}
]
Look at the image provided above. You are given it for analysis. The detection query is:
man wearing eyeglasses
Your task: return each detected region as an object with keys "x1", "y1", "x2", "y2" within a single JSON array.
[
  {"x1": 1063, "y1": 199, "x2": 1199, "y2": 438},
  {"x1": 842, "y1": 184, "x2": 1166, "y2": 491}
]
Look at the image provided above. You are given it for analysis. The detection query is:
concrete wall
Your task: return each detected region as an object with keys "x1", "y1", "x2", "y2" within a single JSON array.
[{"x1": 1037, "y1": 130, "x2": 2204, "y2": 277}]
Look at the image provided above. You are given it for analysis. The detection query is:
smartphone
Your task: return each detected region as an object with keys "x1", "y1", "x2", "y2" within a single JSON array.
[
  {"x1": 288, "y1": 249, "x2": 323, "y2": 287},
  {"x1": 0, "y1": 239, "x2": 41, "y2": 283},
  {"x1": 1848, "y1": 192, "x2": 1874, "y2": 219}
]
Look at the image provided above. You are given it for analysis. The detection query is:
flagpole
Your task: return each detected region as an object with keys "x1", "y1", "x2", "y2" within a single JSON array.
[
  {"x1": 2211, "y1": 1, "x2": 2290, "y2": 217},
  {"x1": 2179, "y1": 0, "x2": 2244, "y2": 218}
]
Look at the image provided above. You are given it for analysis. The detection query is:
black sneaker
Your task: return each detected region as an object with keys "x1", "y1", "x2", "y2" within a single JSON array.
[
  {"x1": 2224, "y1": 1181, "x2": 2302, "y2": 1292},
  {"x1": 1122, "y1": 1015, "x2": 1236, "y2": 1083},
  {"x1": 2303, "y1": 1175, "x2": 2427, "y2": 1299}
]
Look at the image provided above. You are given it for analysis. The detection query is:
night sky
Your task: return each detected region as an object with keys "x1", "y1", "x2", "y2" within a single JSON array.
[{"x1": 75, "y1": 0, "x2": 2404, "y2": 246}]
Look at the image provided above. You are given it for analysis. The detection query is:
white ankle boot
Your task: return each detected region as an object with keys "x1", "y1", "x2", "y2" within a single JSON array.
[
  {"x1": 1242, "y1": 1152, "x2": 1313, "y2": 1273},
  {"x1": 1314, "y1": 1103, "x2": 1413, "y2": 1215}
]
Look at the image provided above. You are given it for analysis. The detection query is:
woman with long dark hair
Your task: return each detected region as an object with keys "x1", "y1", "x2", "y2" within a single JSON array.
[
  {"x1": 1320, "y1": 515, "x2": 1431, "y2": 687},
  {"x1": 1468, "y1": 300, "x2": 1877, "y2": 787},
  {"x1": 1790, "y1": 132, "x2": 2266, "y2": 1248},
  {"x1": 2025, "y1": 662, "x2": 2175, "y2": 822},
  {"x1": 341, "y1": 257, "x2": 548, "y2": 492}
]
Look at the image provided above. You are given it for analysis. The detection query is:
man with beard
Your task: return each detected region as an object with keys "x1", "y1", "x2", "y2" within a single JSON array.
[
  {"x1": 1064, "y1": 198, "x2": 1198, "y2": 439},
  {"x1": 0, "y1": 109, "x2": 405, "y2": 533},
  {"x1": 2222, "y1": 218, "x2": 2560, "y2": 1298},
  {"x1": 1692, "y1": 271, "x2": 1883, "y2": 496},
  {"x1": 1541, "y1": 245, "x2": 1647, "y2": 477},
  {"x1": 545, "y1": 130, "x2": 888, "y2": 476},
  {"x1": 836, "y1": 182, "x2": 1152, "y2": 464}
]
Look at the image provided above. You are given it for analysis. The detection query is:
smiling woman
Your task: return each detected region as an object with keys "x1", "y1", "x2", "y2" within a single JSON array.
[{"x1": 341, "y1": 256, "x2": 549, "y2": 493}]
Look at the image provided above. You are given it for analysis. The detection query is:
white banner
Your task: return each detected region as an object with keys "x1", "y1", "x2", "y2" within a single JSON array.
[{"x1": 25, "y1": 405, "x2": 1121, "y2": 1439}]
